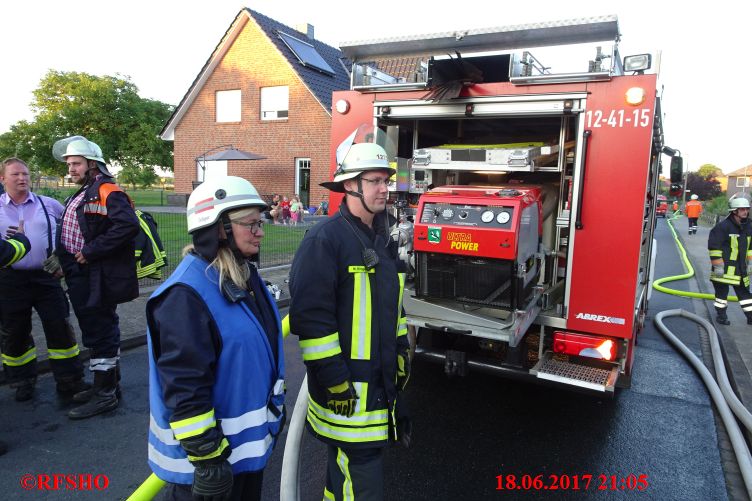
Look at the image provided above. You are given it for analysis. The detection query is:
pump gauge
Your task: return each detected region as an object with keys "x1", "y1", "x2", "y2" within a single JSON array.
[
  {"x1": 481, "y1": 210, "x2": 494, "y2": 223},
  {"x1": 496, "y1": 211, "x2": 510, "y2": 224},
  {"x1": 441, "y1": 208, "x2": 454, "y2": 220}
]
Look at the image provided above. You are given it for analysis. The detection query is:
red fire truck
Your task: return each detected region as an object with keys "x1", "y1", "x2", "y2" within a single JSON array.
[{"x1": 328, "y1": 16, "x2": 681, "y2": 394}]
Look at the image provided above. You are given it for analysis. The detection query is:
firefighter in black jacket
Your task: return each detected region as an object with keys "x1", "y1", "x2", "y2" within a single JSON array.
[
  {"x1": 290, "y1": 135, "x2": 411, "y2": 501},
  {"x1": 708, "y1": 196, "x2": 752, "y2": 325},
  {"x1": 0, "y1": 228, "x2": 29, "y2": 268},
  {"x1": 0, "y1": 224, "x2": 29, "y2": 456},
  {"x1": 52, "y1": 136, "x2": 140, "y2": 419}
]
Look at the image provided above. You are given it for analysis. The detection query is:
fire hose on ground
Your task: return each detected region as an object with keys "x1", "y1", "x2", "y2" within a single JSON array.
[{"x1": 652, "y1": 214, "x2": 752, "y2": 497}]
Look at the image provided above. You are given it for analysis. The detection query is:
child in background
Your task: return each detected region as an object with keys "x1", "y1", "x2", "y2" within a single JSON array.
[
  {"x1": 280, "y1": 195, "x2": 291, "y2": 225},
  {"x1": 290, "y1": 196, "x2": 301, "y2": 226}
]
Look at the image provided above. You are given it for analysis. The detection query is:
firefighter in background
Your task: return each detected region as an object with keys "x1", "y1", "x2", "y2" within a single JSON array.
[
  {"x1": 708, "y1": 196, "x2": 752, "y2": 325},
  {"x1": 146, "y1": 177, "x2": 285, "y2": 501},
  {"x1": 685, "y1": 194, "x2": 703, "y2": 235},
  {"x1": 52, "y1": 136, "x2": 140, "y2": 419},
  {"x1": 672, "y1": 200, "x2": 679, "y2": 213},
  {"x1": 289, "y1": 138, "x2": 411, "y2": 500},
  {"x1": 0, "y1": 224, "x2": 29, "y2": 457}
]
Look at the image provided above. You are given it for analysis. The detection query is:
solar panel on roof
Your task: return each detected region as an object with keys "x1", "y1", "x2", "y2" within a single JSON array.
[{"x1": 278, "y1": 31, "x2": 335, "y2": 76}]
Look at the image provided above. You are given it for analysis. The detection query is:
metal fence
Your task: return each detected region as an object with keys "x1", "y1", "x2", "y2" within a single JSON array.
[{"x1": 138, "y1": 211, "x2": 310, "y2": 287}]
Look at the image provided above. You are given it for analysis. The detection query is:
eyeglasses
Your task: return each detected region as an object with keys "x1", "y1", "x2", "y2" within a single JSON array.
[
  {"x1": 360, "y1": 177, "x2": 394, "y2": 188},
  {"x1": 231, "y1": 219, "x2": 264, "y2": 235}
]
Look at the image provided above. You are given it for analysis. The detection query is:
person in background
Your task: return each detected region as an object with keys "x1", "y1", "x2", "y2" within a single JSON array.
[
  {"x1": 52, "y1": 136, "x2": 140, "y2": 420},
  {"x1": 269, "y1": 194, "x2": 281, "y2": 224},
  {"x1": 289, "y1": 138, "x2": 411, "y2": 500},
  {"x1": 685, "y1": 194, "x2": 703, "y2": 235},
  {"x1": 708, "y1": 196, "x2": 752, "y2": 326},
  {"x1": 290, "y1": 195, "x2": 301, "y2": 226},
  {"x1": 146, "y1": 176, "x2": 285, "y2": 501},
  {"x1": 0, "y1": 221, "x2": 30, "y2": 457},
  {"x1": 0, "y1": 157, "x2": 87, "y2": 403},
  {"x1": 280, "y1": 195, "x2": 291, "y2": 225},
  {"x1": 672, "y1": 200, "x2": 679, "y2": 213}
]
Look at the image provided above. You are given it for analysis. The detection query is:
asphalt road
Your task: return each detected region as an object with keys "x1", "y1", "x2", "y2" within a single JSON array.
[{"x1": 0, "y1": 219, "x2": 736, "y2": 500}]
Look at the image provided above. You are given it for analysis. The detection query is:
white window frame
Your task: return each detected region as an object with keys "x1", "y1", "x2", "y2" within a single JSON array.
[
  {"x1": 260, "y1": 86, "x2": 289, "y2": 120},
  {"x1": 216, "y1": 90, "x2": 241, "y2": 123},
  {"x1": 737, "y1": 177, "x2": 750, "y2": 188}
]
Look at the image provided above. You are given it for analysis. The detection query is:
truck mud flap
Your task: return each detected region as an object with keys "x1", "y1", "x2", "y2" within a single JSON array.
[{"x1": 531, "y1": 351, "x2": 619, "y2": 393}]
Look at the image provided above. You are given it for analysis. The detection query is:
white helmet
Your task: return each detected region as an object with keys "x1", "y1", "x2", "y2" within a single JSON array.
[
  {"x1": 52, "y1": 136, "x2": 112, "y2": 176},
  {"x1": 690, "y1": 194, "x2": 699, "y2": 200},
  {"x1": 187, "y1": 176, "x2": 267, "y2": 233},
  {"x1": 729, "y1": 197, "x2": 751, "y2": 211},
  {"x1": 321, "y1": 143, "x2": 395, "y2": 193}
]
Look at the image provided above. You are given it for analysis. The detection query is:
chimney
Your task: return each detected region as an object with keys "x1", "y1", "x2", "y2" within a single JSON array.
[{"x1": 295, "y1": 22, "x2": 314, "y2": 40}]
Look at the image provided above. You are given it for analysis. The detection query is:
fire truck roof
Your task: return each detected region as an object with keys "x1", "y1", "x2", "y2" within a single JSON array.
[{"x1": 340, "y1": 15, "x2": 619, "y2": 61}]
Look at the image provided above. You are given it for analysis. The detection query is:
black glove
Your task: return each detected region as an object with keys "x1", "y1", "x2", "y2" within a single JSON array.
[
  {"x1": 396, "y1": 352, "x2": 410, "y2": 391},
  {"x1": 393, "y1": 393, "x2": 412, "y2": 448},
  {"x1": 180, "y1": 429, "x2": 233, "y2": 501},
  {"x1": 326, "y1": 381, "x2": 358, "y2": 417}
]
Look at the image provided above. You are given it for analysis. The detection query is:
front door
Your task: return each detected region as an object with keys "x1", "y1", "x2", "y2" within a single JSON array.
[{"x1": 296, "y1": 158, "x2": 311, "y2": 209}]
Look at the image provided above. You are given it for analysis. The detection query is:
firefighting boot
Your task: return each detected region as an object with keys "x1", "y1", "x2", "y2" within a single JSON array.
[
  {"x1": 716, "y1": 309, "x2": 731, "y2": 326},
  {"x1": 67, "y1": 369, "x2": 119, "y2": 420},
  {"x1": 13, "y1": 377, "x2": 36, "y2": 402},
  {"x1": 72, "y1": 364, "x2": 121, "y2": 402}
]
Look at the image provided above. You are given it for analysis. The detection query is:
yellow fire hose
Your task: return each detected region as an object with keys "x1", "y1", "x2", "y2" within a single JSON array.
[
  {"x1": 652, "y1": 212, "x2": 741, "y2": 302},
  {"x1": 127, "y1": 315, "x2": 292, "y2": 500}
]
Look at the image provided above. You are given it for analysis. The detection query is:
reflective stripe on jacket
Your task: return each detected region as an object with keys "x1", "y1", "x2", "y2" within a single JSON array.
[
  {"x1": 147, "y1": 253, "x2": 285, "y2": 484},
  {"x1": 289, "y1": 205, "x2": 409, "y2": 449},
  {"x1": 709, "y1": 215, "x2": 752, "y2": 286}
]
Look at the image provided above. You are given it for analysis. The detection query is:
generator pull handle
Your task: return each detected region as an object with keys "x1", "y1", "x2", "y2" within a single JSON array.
[
  {"x1": 575, "y1": 129, "x2": 592, "y2": 230},
  {"x1": 425, "y1": 323, "x2": 473, "y2": 335}
]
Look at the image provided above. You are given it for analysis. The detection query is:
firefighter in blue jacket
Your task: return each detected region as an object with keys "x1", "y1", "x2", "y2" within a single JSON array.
[
  {"x1": 289, "y1": 134, "x2": 411, "y2": 500},
  {"x1": 146, "y1": 176, "x2": 285, "y2": 501}
]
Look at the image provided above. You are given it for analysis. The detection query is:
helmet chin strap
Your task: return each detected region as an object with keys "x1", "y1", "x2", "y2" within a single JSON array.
[{"x1": 344, "y1": 178, "x2": 376, "y2": 214}]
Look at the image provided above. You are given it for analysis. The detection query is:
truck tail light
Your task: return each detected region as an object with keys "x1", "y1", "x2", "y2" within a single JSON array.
[{"x1": 552, "y1": 331, "x2": 617, "y2": 361}]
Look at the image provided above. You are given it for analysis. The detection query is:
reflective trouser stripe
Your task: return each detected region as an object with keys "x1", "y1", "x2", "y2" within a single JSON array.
[
  {"x1": 6, "y1": 239, "x2": 26, "y2": 265},
  {"x1": 90, "y1": 357, "x2": 119, "y2": 371},
  {"x1": 741, "y1": 299, "x2": 752, "y2": 312},
  {"x1": 48, "y1": 344, "x2": 80, "y2": 360},
  {"x1": 351, "y1": 271, "x2": 372, "y2": 360},
  {"x1": 715, "y1": 298, "x2": 728, "y2": 310},
  {"x1": 170, "y1": 409, "x2": 217, "y2": 440},
  {"x1": 2, "y1": 346, "x2": 36, "y2": 367},
  {"x1": 337, "y1": 448, "x2": 354, "y2": 501},
  {"x1": 300, "y1": 333, "x2": 342, "y2": 361}
]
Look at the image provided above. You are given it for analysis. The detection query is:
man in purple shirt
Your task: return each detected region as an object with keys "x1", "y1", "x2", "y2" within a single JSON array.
[{"x1": 0, "y1": 157, "x2": 87, "y2": 402}]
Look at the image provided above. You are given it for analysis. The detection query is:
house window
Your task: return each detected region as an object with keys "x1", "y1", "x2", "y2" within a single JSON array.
[
  {"x1": 216, "y1": 90, "x2": 241, "y2": 122},
  {"x1": 261, "y1": 86, "x2": 289, "y2": 120},
  {"x1": 737, "y1": 177, "x2": 750, "y2": 188}
]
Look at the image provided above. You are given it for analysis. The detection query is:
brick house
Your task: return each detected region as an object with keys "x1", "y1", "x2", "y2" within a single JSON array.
[
  {"x1": 725, "y1": 165, "x2": 752, "y2": 199},
  {"x1": 160, "y1": 8, "x2": 350, "y2": 208}
]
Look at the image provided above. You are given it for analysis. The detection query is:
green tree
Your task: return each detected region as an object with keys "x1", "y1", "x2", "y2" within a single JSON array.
[
  {"x1": 697, "y1": 163, "x2": 722, "y2": 179},
  {"x1": 0, "y1": 71, "x2": 173, "y2": 177}
]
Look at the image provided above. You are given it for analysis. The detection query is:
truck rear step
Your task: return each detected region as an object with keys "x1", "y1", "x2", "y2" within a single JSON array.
[{"x1": 532, "y1": 351, "x2": 619, "y2": 393}]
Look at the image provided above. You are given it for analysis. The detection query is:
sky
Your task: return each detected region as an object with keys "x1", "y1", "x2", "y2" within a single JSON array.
[{"x1": 1, "y1": 0, "x2": 749, "y2": 173}]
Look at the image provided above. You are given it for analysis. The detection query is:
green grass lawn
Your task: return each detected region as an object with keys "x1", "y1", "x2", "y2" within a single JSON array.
[
  {"x1": 35, "y1": 187, "x2": 172, "y2": 206},
  {"x1": 149, "y1": 213, "x2": 306, "y2": 277}
]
